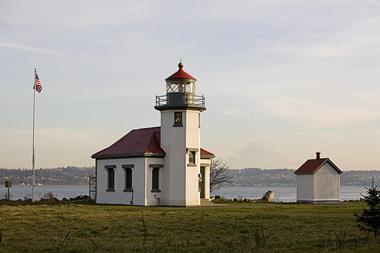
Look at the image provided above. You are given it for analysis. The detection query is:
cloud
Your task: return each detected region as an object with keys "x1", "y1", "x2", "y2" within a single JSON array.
[
  {"x1": 0, "y1": 128, "x2": 117, "y2": 168},
  {"x1": 227, "y1": 141, "x2": 298, "y2": 169},
  {"x1": 261, "y1": 43, "x2": 353, "y2": 59},
  {"x1": 223, "y1": 109, "x2": 252, "y2": 119},
  {"x1": 0, "y1": 1, "x2": 154, "y2": 29},
  {"x1": 258, "y1": 95, "x2": 379, "y2": 128},
  {"x1": 0, "y1": 41, "x2": 60, "y2": 55},
  {"x1": 258, "y1": 15, "x2": 380, "y2": 59},
  {"x1": 1, "y1": 0, "x2": 380, "y2": 169}
]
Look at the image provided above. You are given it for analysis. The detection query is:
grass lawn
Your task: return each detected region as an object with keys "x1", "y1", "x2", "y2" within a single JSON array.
[{"x1": 0, "y1": 201, "x2": 378, "y2": 253}]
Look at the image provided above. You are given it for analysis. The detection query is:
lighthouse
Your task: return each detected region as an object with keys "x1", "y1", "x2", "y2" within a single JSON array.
[
  {"x1": 155, "y1": 62, "x2": 206, "y2": 206},
  {"x1": 92, "y1": 62, "x2": 213, "y2": 206}
]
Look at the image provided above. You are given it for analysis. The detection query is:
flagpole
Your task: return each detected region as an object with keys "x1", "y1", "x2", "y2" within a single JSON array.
[{"x1": 32, "y1": 68, "x2": 36, "y2": 202}]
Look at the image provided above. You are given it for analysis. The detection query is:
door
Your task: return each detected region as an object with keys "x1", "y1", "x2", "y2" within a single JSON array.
[{"x1": 200, "y1": 166, "x2": 206, "y2": 198}]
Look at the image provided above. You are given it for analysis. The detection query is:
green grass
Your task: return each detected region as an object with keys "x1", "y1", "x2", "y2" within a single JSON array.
[{"x1": 0, "y1": 201, "x2": 378, "y2": 253}]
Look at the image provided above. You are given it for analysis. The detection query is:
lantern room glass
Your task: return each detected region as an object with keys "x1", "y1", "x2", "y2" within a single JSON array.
[{"x1": 166, "y1": 80, "x2": 195, "y2": 94}]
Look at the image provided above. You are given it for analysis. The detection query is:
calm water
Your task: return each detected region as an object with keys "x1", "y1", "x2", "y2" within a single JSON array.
[
  {"x1": 212, "y1": 186, "x2": 367, "y2": 202},
  {"x1": 0, "y1": 185, "x2": 89, "y2": 200},
  {"x1": 0, "y1": 185, "x2": 367, "y2": 202}
]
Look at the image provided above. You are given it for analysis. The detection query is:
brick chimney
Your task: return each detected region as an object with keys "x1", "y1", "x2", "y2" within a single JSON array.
[{"x1": 316, "y1": 152, "x2": 321, "y2": 160}]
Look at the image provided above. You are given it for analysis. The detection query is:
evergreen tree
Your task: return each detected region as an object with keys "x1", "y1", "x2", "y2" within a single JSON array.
[{"x1": 356, "y1": 178, "x2": 380, "y2": 237}]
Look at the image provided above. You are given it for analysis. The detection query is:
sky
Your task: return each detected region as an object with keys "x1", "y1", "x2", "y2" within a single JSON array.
[{"x1": 1, "y1": 0, "x2": 380, "y2": 170}]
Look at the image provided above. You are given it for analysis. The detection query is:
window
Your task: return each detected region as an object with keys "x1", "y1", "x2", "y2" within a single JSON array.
[
  {"x1": 152, "y1": 167, "x2": 160, "y2": 192},
  {"x1": 106, "y1": 166, "x2": 115, "y2": 191},
  {"x1": 189, "y1": 151, "x2": 196, "y2": 165},
  {"x1": 174, "y1": 112, "x2": 182, "y2": 126},
  {"x1": 124, "y1": 167, "x2": 132, "y2": 191}
]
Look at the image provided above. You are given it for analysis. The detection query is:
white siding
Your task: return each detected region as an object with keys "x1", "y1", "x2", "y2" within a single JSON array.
[
  {"x1": 96, "y1": 157, "x2": 146, "y2": 205},
  {"x1": 313, "y1": 163, "x2": 340, "y2": 201},
  {"x1": 185, "y1": 110, "x2": 201, "y2": 206},
  {"x1": 160, "y1": 110, "x2": 186, "y2": 205},
  {"x1": 297, "y1": 175, "x2": 314, "y2": 202},
  {"x1": 160, "y1": 109, "x2": 202, "y2": 206},
  {"x1": 145, "y1": 157, "x2": 164, "y2": 206}
]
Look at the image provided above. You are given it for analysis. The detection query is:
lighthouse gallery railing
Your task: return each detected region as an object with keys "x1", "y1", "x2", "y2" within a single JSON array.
[{"x1": 155, "y1": 93, "x2": 205, "y2": 107}]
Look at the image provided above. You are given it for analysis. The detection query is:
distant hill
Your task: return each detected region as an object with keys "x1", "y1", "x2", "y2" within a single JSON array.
[
  {"x1": 228, "y1": 168, "x2": 380, "y2": 187},
  {"x1": 0, "y1": 167, "x2": 379, "y2": 186},
  {"x1": 228, "y1": 168, "x2": 295, "y2": 187},
  {"x1": 0, "y1": 167, "x2": 94, "y2": 185}
]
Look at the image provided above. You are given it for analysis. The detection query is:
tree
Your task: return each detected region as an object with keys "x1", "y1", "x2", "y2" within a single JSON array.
[
  {"x1": 355, "y1": 178, "x2": 380, "y2": 237},
  {"x1": 210, "y1": 158, "x2": 232, "y2": 192}
]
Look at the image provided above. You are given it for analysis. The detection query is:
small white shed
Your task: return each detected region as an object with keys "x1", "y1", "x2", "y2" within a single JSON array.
[{"x1": 295, "y1": 152, "x2": 343, "y2": 203}]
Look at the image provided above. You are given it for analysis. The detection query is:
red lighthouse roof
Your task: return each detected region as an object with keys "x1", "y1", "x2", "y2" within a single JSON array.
[{"x1": 165, "y1": 62, "x2": 196, "y2": 81}]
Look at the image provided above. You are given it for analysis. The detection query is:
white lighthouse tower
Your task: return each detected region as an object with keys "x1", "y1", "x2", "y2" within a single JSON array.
[{"x1": 155, "y1": 62, "x2": 206, "y2": 206}]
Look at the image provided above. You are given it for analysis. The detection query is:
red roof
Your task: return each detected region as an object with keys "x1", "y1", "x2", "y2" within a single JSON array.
[
  {"x1": 165, "y1": 62, "x2": 196, "y2": 81},
  {"x1": 294, "y1": 158, "x2": 342, "y2": 175},
  {"x1": 200, "y1": 148, "x2": 215, "y2": 159},
  {"x1": 92, "y1": 127, "x2": 164, "y2": 159},
  {"x1": 92, "y1": 127, "x2": 214, "y2": 159}
]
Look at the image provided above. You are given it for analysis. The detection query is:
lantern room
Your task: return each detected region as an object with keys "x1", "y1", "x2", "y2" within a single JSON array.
[
  {"x1": 165, "y1": 62, "x2": 196, "y2": 93},
  {"x1": 155, "y1": 62, "x2": 205, "y2": 111}
]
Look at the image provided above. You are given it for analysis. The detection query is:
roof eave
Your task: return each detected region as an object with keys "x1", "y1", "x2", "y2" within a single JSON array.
[
  {"x1": 154, "y1": 105, "x2": 206, "y2": 112},
  {"x1": 200, "y1": 154, "x2": 215, "y2": 159},
  {"x1": 326, "y1": 159, "x2": 343, "y2": 174},
  {"x1": 92, "y1": 153, "x2": 165, "y2": 160},
  {"x1": 165, "y1": 77, "x2": 196, "y2": 82}
]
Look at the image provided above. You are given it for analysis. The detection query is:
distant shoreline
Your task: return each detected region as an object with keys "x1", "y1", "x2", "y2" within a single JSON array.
[
  {"x1": 1, "y1": 167, "x2": 379, "y2": 187},
  {"x1": 0, "y1": 183, "x2": 374, "y2": 187}
]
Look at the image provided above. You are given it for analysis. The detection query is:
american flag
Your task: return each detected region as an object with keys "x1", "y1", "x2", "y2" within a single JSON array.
[{"x1": 34, "y1": 69, "x2": 42, "y2": 93}]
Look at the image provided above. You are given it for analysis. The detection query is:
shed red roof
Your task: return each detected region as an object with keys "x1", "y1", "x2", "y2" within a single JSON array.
[
  {"x1": 165, "y1": 62, "x2": 196, "y2": 81},
  {"x1": 92, "y1": 127, "x2": 214, "y2": 159},
  {"x1": 294, "y1": 158, "x2": 342, "y2": 175}
]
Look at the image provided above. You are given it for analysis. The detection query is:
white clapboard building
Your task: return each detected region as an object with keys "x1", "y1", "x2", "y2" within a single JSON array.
[
  {"x1": 92, "y1": 62, "x2": 214, "y2": 206},
  {"x1": 295, "y1": 152, "x2": 343, "y2": 203}
]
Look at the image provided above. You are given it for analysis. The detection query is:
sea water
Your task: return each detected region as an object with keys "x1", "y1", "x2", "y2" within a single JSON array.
[
  {"x1": 212, "y1": 186, "x2": 367, "y2": 202},
  {"x1": 0, "y1": 185, "x2": 367, "y2": 202}
]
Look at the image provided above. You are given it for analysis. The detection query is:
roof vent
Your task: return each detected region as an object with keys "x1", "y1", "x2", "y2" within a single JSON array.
[{"x1": 316, "y1": 152, "x2": 321, "y2": 160}]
